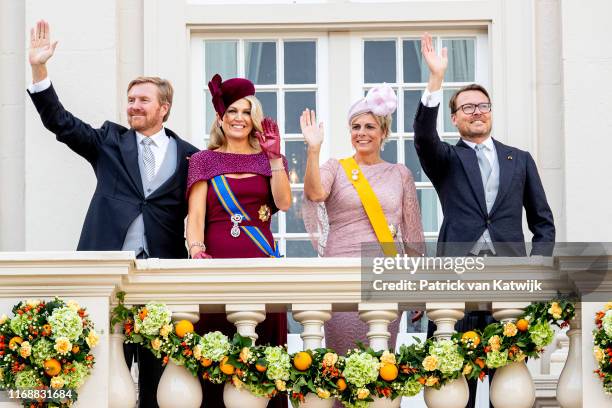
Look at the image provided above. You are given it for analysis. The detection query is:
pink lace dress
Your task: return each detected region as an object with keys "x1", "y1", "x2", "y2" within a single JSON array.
[{"x1": 303, "y1": 158, "x2": 424, "y2": 356}]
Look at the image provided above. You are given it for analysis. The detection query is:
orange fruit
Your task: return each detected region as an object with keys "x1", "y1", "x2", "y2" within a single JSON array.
[
  {"x1": 417, "y1": 377, "x2": 426, "y2": 385},
  {"x1": 255, "y1": 359, "x2": 267, "y2": 372},
  {"x1": 379, "y1": 364, "x2": 399, "y2": 381},
  {"x1": 461, "y1": 331, "x2": 481, "y2": 347},
  {"x1": 200, "y1": 358, "x2": 212, "y2": 367},
  {"x1": 44, "y1": 358, "x2": 62, "y2": 377},
  {"x1": 336, "y1": 378, "x2": 347, "y2": 392},
  {"x1": 474, "y1": 358, "x2": 485, "y2": 369},
  {"x1": 174, "y1": 320, "x2": 194, "y2": 338},
  {"x1": 8, "y1": 336, "x2": 23, "y2": 351},
  {"x1": 219, "y1": 356, "x2": 235, "y2": 375},
  {"x1": 516, "y1": 319, "x2": 529, "y2": 332},
  {"x1": 72, "y1": 345, "x2": 80, "y2": 354},
  {"x1": 293, "y1": 351, "x2": 312, "y2": 371}
]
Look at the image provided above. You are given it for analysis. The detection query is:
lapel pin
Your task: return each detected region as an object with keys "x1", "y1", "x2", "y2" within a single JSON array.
[{"x1": 507, "y1": 155, "x2": 513, "y2": 160}]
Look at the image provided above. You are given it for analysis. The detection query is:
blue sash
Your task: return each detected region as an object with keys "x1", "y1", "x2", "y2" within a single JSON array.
[{"x1": 210, "y1": 175, "x2": 281, "y2": 258}]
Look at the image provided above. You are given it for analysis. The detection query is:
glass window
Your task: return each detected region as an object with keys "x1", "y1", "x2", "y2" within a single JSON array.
[
  {"x1": 286, "y1": 190, "x2": 307, "y2": 234},
  {"x1": 364, "y1": 40, "x2": 396, "y2": 83},
  {"x1": 402, "y1": 39, "x2": 427, "y2": 83},
  {"x1": 442, "y1": 38, "x2": 476, "y2": 83},
  {"x1": 380, "y1": 139, "x2": 398, "y2": 164},
  {"x1": 284, "y1": 41, "x2": 316, "y2": 84},
  {"x1": 285, "y1": 141, "x2": 308, "y2": 184},
  {"x1": 255, "y1": 91, "x2": 277, "y2": 120},
  {"x1": 205, "y1": 41, "x2": 237, "y2": 80},
  {"x1": 403, "y1": 90, "x2": 421, "y2": 133},
  {"x1": 418, "y1": 189, "x2": 440, "y2": 233},
  {"x1": 246, "y1": 41, "x2": 277, "y2": 85},
  {"x1": 404, "y1": 139, "x2": 428, "y2": 183},
  {"x1": 285, "y1": 91, "x2": 316, "y2": 134},
  {"x1": 286, "y1": 240, "x2": 317, "y2": 257}
]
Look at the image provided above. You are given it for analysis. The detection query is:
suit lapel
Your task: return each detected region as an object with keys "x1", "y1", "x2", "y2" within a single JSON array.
[
  {"x1": 489, "y1": 140, "x2": 516, "y2": 216},
  {"x1": 147, "y1": 129, "x2": 185, "y2": 199},
  {"x1": 119, "y1": 130, "x2": 144, "y2": 197},
  {"x1": 455, "y1": 139, "x2": 487, "y2": 215}
]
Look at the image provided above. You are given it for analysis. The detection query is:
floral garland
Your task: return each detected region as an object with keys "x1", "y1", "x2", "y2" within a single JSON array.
[
  {"x1": 593, "y1": 302, "x2": 612, "y2": 394},
  {"x1": 0, "y1": 298, "x2": 99, "y2": 408},
  {"x1": 111, "y1": 295, "x2": 574, "y2": 407}
]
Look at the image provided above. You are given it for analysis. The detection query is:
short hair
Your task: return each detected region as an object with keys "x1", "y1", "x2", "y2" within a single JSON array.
[
  {"x1": 449, "y1": 84, "x2": 491, "y2": 114},
  {"x1": 350, "y1": 112, "x2": 393, "y2": 138},
  {"x1": 208, "y1": 95, "x2": 264, "y2": 150},
  {"x1": 127, "y1": 77, "x2": 173, "y2": 122}
]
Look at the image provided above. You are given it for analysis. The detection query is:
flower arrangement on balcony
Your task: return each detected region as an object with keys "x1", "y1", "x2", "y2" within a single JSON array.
[
  {"x1": 286, "y1": 348, "x2": 345, "y2": 406},
  {"x1": 593, "y1": 302, "x2": 612, "y2": 394},
  {"x1": 0, "y1": 298, "x2": 98, "y2": 408}
]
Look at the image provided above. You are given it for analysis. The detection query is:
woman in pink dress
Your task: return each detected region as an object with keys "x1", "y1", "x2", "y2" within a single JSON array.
[
  {"x1": 186, "y1": 74, "x2": 291, "y2": 408},
  {"x1": 302, "y1": 85, "x2": 425, "y2": 360}
]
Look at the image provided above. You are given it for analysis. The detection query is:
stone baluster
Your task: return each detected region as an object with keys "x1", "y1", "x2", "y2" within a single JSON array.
[
  {"x1": 109, "y1": 323, "x2": 137, "y2": 408},
  {"x1": 358, "y1": 303, "x2": 399, "y2": 352},
  {"x1": 556, "y1": 303, "x2": 582, "y2": 408},
  {"x1": 226, "y1": 304, "x2": 266, "y2": 345},
  {"x1": 292, "y1": 304, "x2": 332, "y2": 350}
]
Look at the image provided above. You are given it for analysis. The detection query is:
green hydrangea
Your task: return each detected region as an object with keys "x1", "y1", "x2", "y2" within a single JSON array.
[
  {"x1": 9, "y1": 314, "x2": 29, "y2": 337},
  {"x1": 246, "y1": 382, "x2": 274, "y2": 398},
  {"x1": 343, "y1": 352, "x2": 380, "y2": 388},
  {"x1": 343, "y1": 401, "x2": 371, "y2": 408},
  {"x1": 31, "y1": 338, "x2": 56, "y2": 367},
  {"x1": 263, "y1": 346, "x2": 291, "y2": 381},
  {"x1": 429, "y1": 339, "x2": 464, "y2": 374},
  {"x1": 60, "y1": 361, "x2": 90, "y2": 389},
  {"x1": 199, "y1": 331, "x2": 231, "y2": 362},
  {"x1": 529, "y1": 322, "x2": 554, "y2": 348},
  {"x1": 14, "y1": 369, "x2": 41, "y2": 389},
  {"x1": 134, "y1": 303, "x2": 171, "y2": 336},
  {"x1": 48, "y1": 306, "x2": 83, "y2": 341},
  {"x1": 602, "y1": 310, "x2": 612, "y2": 337},
  {"x1": 486, "y1": 350, "x2": 508, "y2": 368},
  {"x1": 399, "y1": 378, "x2": 423, "y2": 397}
]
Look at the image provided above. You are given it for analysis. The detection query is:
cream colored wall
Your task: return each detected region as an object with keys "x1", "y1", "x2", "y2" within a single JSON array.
[{"x1": 1, "y1": 0, "x2": 611, "y2": 250}]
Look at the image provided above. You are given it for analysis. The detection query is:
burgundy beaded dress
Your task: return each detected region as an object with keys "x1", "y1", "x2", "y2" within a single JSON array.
[{"x1": 187, "y1": 150, "x2": 288, "y2": 408}]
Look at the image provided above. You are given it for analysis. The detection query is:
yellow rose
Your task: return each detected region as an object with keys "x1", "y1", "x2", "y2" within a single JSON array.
[
  {"x1": 159, "y1": 323, "x2": 172, "y2": 338},
  {"x1": 151, "y1": 338, "x2": 162, "y2": 351},
  {"x1": 86, "y1": 330, "x2": 99, "y2": 348},
  {"x1": 548, "y1": 302, "x2": 562, "y2": 320},
  {"x1": 66, "y1": 300, "x2": 81, "y2": 312},
  {"x1": 357, "y1": 388, "x2": 370, "y2": 400},
  {"x1": 19, "y1": 341, "x2": 32, "y2": 358},
  {"x1": 50, "y1": 376, "x2": 65, "y2": 389},
  {"x1": 26, "y1": 299, "x2": 40, "y2": 308},
  {"x1": 193, "y1": 345, "x2": 202, "y2": 360},
  {"x1": 275, "y1": 379, "x2": 286, "y2": 392},
  {"x1": 232, "y1": 375, "x2": 243, "y2": 389},
  {"x1": 422, "y1": 355, "x2": 439, "y2": 371},
  {"x1": 462, "y1": 364, "x2": 473, "y2": 375},
  {"x1": 0, "y1": 314, "x2": 7, "y2": 325},
  {"x1": 503, "y1": 322, "x2": 518, "y2": 337},
  {"x1": 239, "y1": 347, "x2": 252, "y2": 363},
  {"x1": 594, "y1": 346, "x2": 605, "y2": 363},
  {"x1": 513, "y1": 351, "x2": 526, "y2": 362},
  {"x1": 316, "y1": 388, "x2": 331, "y2": 399},
  {"x1": 380, "y1": 350, "x2": 396, "y2": 365},
  {"x1": 425, "y1": 376, "x2": 440, "y2": 387},
  {"x1": 323, "y1": 352, "x2": 338, "y2": 367},
  {"x1": 605, "y1": 302, "x2": 612, "y2": 311},
  {"x1": 488, "y1": 335, "x2": 501, "y2": 352},
  {"x1": 54, "y1": 337, "x2": 72, "y2": 355}
]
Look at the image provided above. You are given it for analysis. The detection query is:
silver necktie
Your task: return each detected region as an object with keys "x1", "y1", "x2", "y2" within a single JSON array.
[
  {"x1": 475, "y1": 144, "x2": 492, "y2": 186},
  {"x1": 141, "y1": 138, "x2": 156, "y2": 181}
]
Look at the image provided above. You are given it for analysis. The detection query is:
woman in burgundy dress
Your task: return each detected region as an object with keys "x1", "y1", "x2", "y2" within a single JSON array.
[{"x1": 186, "y1": 74, "x2": 291, "y2": 408}]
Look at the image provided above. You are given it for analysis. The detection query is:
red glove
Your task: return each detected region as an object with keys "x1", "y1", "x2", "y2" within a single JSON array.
[
  {"x1": 256, "y1": 117, "x2": 281, "y2": 160},
  {"x1": 192, "y1": 251, "x2": 212, "y2": 259}
]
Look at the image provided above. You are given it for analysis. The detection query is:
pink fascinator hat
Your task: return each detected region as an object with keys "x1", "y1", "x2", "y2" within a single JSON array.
[{"x1": 347, "y1": 84, "x2": 397, "y2": 124}]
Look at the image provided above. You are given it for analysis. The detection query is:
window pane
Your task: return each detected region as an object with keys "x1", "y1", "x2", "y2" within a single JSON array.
[
  {"x1": 380, "y1": 139, "x2": 397, "y2": 163},
  {"x1": 271, "y1": 213, "x2": 279, "y2": 234},
  {"x1": 286, "y1": 240, "x2": 318, "y2": 257},
  {"x1": 246, "y1": 41, "x2": 276, "y2": 85},
  {"x1": 256, "y1": 91, "x2": 277, "y2": 121},
  {"x1": 404, "y1": 139, "x2": 429, "y2": 182},
  {"x1": 443, "y1": 89, "x2": 459, "y2": 133},
  {"x1": 284, "y1": 41, "x2": 316, "y2": 84},
  {"x1": 364, "y1": 40, "x2": 396, "y2": 83},
  {"x1": 204, "y1": 90, "x2": 215, "y2": 134},
  {"x1": 402, "y1": 39, "x2": 428, "y2": 83},
  {"x1": 417, "y1": 189, "x2": 440, "y2": 233},
  {"x1": 204, "y1": 40, "x2": 237, "y2": 80},
  {"x1": 285, "y1": 141, "x2": 307, "y2": 184},
  {"x1": 285, "y1": 91, "x2": 316, "y2": 134},
  {"x1": 286, "y1": 190, "x2": 306, "y2": 233},
  {"x1": 442, "y1": 38, "x2": 475, "y2": 83},
  {"x1": 403, "y1": 90, "x2": 422, "y2": 133}
]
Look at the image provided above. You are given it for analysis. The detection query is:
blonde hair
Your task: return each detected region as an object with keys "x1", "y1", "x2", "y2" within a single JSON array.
[
  {"x1": 127, "y1": 76, "x2": 173, "y2": 122},
  {"x1": 350, "y1": 112, "x2": 393, "y2": 138},
  {"x1": 208, "y1": 95, "x2": 264, "y2": 150}
]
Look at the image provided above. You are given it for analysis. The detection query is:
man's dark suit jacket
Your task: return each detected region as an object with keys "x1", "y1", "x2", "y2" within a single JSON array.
[
  {"x1": 413, "y1": 102, "x2": 555, "y2": 256},
  {"x1": 28, "y1": 84, "x2": 199, "y2": 258}
]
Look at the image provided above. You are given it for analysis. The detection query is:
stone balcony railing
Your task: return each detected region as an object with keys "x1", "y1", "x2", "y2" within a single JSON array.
[{"x1": 0, "y1": 252, "x2": 611, "y2": 407}]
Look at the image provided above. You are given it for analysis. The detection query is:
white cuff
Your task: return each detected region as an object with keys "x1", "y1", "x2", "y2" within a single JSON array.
[
  {"x1": 28, "y1": 77, "x2": 51, "y2": 94},
  {"x1": 421, "y1": 88, "x2": 443, "y2": 108}
]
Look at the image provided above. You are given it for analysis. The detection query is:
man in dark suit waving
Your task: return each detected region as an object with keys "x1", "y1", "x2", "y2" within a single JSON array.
[
  {"x1": 27, "y1": 20, "x2": 198, "y2": 407},
  {"x1": 414, "y1": 33, "x2": 555, "y2": 257}
]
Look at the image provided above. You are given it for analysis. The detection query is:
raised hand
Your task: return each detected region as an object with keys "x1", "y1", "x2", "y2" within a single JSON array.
[
  {"x1": 421, "y1": 32, "x2": 447, "y2": 79},
  {"x1": 256, "y1": 117, "x2": 282, "y2": 160},
  {"x1": 29, "y1": 20, "x2": 58, "y2": 66},
  {"x1": 300, "y1": 109, "x2": 324, "y2": 150}
]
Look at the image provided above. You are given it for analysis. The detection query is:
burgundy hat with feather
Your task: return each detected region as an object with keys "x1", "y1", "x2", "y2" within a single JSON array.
[{"x1": 208, "y1": 74, "x2": 256, "y2": 117}]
